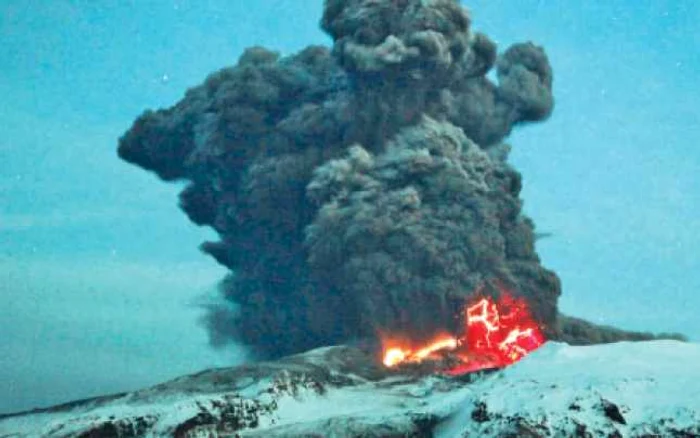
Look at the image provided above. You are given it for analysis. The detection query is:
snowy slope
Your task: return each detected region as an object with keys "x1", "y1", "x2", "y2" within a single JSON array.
[
  {"x1": 437, "y1": 341, "x2": 700, "y2": 437},
  {"x1": 1, "y1": 341, "x2": 698, "y2": 437}
]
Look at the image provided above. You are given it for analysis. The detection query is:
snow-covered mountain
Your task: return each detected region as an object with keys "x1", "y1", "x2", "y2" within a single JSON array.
[{"x1": 1, "y1": 341, "x2": 698, "y2": 437}]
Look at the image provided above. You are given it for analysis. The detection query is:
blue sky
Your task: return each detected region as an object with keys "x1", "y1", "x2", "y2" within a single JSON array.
[{"x1": 1, "y1": 1, "x2": 698, "y2": 414}]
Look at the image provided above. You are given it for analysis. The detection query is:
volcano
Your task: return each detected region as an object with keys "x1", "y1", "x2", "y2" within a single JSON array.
[
  {"x1": 1, "y1": 341, "x2": 699, "y2": 437},
  {"x1": 116, "y1": 0, "x2": 562, "y2": 357},
  {"x1": 115, "y1": 0, "x2": 682, "y2": 361}
]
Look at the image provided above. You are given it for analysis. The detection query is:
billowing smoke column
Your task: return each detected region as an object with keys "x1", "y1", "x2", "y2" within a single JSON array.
[{"x1": 118, "y1": 0, "x2": 673, "y2": 358}]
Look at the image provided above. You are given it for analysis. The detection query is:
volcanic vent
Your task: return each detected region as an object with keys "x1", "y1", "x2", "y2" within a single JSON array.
[
  {"x1": 118, "y1": 0, "x2": 636, "y2": 361},
  {"x1": 379, "y1": 284, "x2": 545, "y2": 374}
]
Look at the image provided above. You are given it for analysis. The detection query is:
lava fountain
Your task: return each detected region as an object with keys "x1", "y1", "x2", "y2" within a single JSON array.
[{"x1": 381, "y1": 287, "x2": 545, "y2": 375}]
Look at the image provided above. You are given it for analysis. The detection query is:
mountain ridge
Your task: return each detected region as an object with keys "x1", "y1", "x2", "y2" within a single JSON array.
[{"x1": 1, "y1": 340, "x2": 698, "y2": 437}]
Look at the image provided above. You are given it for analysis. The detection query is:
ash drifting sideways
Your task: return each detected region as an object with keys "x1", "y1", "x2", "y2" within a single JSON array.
[{"x1": 118, "y1": 0, "x2": 683, "y2": 359}]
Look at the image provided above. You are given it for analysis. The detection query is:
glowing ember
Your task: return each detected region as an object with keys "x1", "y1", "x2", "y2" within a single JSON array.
[
  {"x1": 413, "y1": 337, "x2": 458, "y2": 361},
  {"x1": 380, "y1": 290, "x2": 545, "y2": 374},
  {"x1": 383, "y1": 348, "x2": 407, "y2": 367},
  {"x1": 382, "y1": 335, "x2": 458, "y2": 367}
]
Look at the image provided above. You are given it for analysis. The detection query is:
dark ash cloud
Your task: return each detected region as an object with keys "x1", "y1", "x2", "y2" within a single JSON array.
[{"x1": 118, "y1": 0, "x2": 676, "y2": 358}]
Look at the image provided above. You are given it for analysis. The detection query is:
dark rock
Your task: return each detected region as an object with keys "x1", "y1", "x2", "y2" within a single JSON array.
[
  {"x1": 574, "y1": 421, "x2": 592, "y2": 438},
  {"x1": 173, "y1": 411, "x2": 217, "y2": 438},
  {"x1": 569, "y1": 402, "x2": 582, "y2": 412},
  {"x1": 472, "y1": 401, "x2": 490, "y2": 423},
  {"x1": 601, "y1": 399, "x2": 627, "y2": 425},
  {"x1": 75, "y1": 416, "x2": 156, "y2": 438},
  {"x1": 76, "y1": 422, "x2": 120, "y2": 438}
]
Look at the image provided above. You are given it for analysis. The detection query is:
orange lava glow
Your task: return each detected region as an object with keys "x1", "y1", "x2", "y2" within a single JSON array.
[
  {"x1": 382, "y1": 335, "x2": 458, "y2": 367},
  {"x1": 381, "y1": 290, "x2": 545, "y2": 375}
]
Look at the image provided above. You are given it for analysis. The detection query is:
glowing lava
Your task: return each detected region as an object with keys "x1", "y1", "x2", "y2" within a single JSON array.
[
  {"x1": 382, "y1": 335, "x2": 458, "y2": 367},
  {"x1": 464, "y1": 293, "x2": 545, "y2": 365},
  {"x1": 381, "y1": 290, "x2": 545, "y2": 374}
]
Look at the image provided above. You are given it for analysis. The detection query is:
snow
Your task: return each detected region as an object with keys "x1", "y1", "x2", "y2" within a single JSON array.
[
  {"x1": 436, "y1": 340, "x2": 700, "y2": 437},
  {"x1": 1, "y1": 340, "x2": 699, "y2": 437}
]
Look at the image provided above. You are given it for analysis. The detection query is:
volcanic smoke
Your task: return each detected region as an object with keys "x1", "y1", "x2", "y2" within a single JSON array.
[{"x1": 118, "y1": 0, "x2": 684, "y2": 361}]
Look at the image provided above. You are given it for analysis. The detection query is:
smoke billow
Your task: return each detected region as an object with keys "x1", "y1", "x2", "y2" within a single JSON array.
[{"x1": 118, "y1": 0, "x2": 679, "y2": 358}]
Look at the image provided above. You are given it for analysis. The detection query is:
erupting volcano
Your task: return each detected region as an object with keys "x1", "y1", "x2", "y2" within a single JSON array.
[
  {"x1": 117, "y1": 0, "x2": 677, "y2": 361},
  {"x1": 381, "y1": 286, "x2": 545, "y2": 374}
]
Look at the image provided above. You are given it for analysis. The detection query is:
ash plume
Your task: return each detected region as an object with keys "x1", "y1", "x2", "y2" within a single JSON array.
[{"x1": 118, "y1": 0, "x2": 671, "y2": 358}]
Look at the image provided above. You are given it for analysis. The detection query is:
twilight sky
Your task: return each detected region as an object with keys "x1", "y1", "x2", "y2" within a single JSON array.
[{"x1": 1, "y1": 0, "x2": 698, "y2": 414}]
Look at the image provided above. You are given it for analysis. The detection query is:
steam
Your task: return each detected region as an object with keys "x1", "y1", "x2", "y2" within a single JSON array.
[{"x1": 117, "y1": 0, "x2": 677, "y2": 358}]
